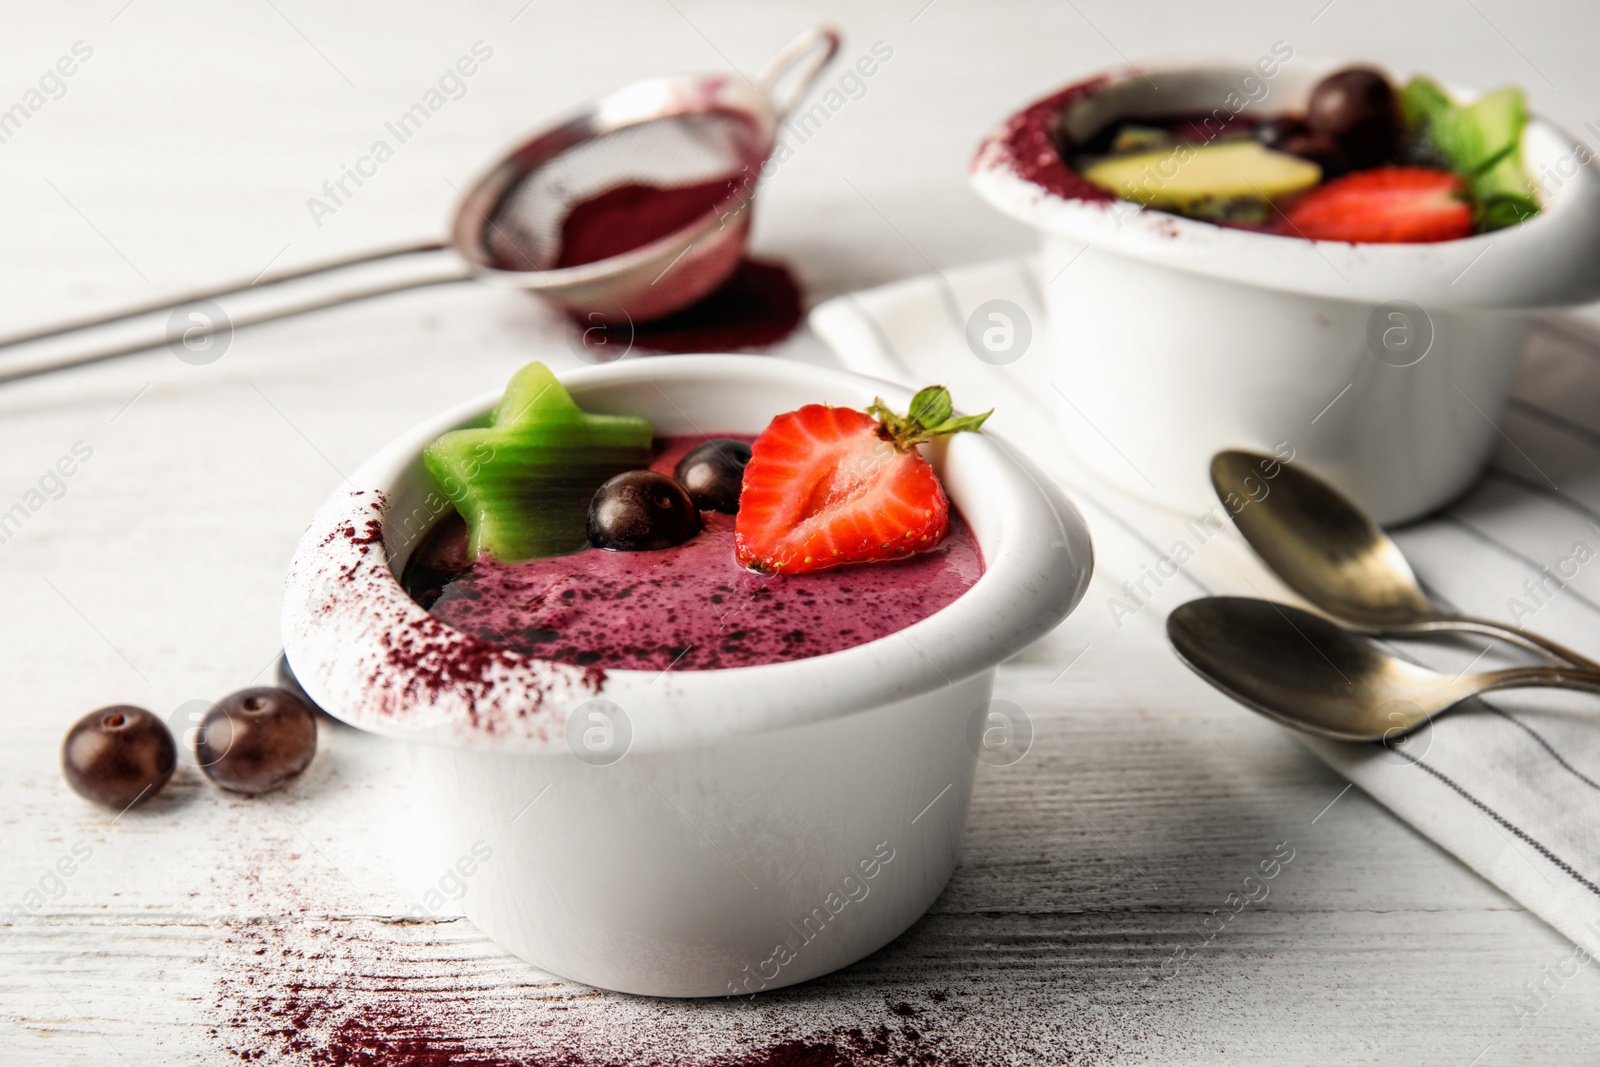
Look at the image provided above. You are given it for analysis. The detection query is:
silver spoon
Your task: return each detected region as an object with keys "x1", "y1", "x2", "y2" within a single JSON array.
[
  {"x1": 1210, "y1": 450, "x2": 1600, "y2": 671},
  {"x1": 1167, "y1": 596, "x2": 1600, "y2": 742}
]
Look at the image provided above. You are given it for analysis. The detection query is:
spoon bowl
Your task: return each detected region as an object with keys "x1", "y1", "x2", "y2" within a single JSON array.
[
  {"x1": 1210, "y1": 450, "x2": 1600, "y2": 670},
  {"x1": 1211, "y1": 450, "x2": 1432, "y2": 627},
  {"x1": 1167, "y1": 596, "x2": 1600, "y2": 742}
]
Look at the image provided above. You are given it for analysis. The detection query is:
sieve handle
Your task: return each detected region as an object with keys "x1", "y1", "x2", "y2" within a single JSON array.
[
  {"x1": 0, "y1": 242, "x2": 474, "y2": 386},
  {"x1": 756, "y1": 25, "x2": 842, "y2": 122}
]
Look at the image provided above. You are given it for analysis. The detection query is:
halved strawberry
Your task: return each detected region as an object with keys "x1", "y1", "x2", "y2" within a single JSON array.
[
  {"x1": 1276, "y1": 165, "x2": 1473, "y2": 243},
  {"x1": 734, "y1": 386, "x2": 991, "y2": 575}
]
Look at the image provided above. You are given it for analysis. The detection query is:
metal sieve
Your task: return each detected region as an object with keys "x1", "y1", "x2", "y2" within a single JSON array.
[{"x1": 0, "y1": 26, "x2": 839, "y2": 384}]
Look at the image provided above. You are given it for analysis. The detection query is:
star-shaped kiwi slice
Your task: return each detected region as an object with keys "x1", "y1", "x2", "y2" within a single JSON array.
[{"x1": 423, "y1": 362, "x2": 653, "y2": 562}]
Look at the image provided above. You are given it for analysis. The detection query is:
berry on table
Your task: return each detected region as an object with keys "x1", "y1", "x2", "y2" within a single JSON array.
[
  {"x1": 196, "y1": 687, "x2": 318, "y2": 794},
  {"x1": 61, "y1": 705, "x2": 176, "y2": 810}
]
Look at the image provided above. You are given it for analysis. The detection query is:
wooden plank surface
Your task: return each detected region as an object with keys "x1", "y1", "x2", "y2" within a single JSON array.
[{"x1": 2, "y1": 1, "x2": 1599, "y2": 1063}]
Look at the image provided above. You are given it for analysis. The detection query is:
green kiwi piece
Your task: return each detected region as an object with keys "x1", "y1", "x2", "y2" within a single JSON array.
[
  {"x1": 422, "y1": 362, "x2": 653, "y2": 562},
  {"x1": 1082, "y1": 141, "x2": 1322, "y2": 214}
]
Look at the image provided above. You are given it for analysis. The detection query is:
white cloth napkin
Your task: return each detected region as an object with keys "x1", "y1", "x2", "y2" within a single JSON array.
[{"x1": 811, "y1": 259, "x2": 1600, "y2": 960}]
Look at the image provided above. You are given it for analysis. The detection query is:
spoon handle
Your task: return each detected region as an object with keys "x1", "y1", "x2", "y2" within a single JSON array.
[
  {"x1": 756, "y1": 27, "x2": 842, "y2": 121},
  {"x1": 0, "y1": 239, "x2": 447, "y2": 354},
  {"x1": 1443, "y1": 614, "x2": 1600, "y2": 673},
  {"x1": 0, "y1": 248, "x2": 472, "y2": 386},
  {"x1": 1476, "y1": 664, "x2": 1600, "y2": 699}
]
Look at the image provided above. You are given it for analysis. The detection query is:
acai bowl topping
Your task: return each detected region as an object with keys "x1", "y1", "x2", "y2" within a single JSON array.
[
  {"x1": 1059, "y1": 65, "x2": 1540, "y2": 242},
  {"x1": 403, "y1": 364, "x2": 990, "y2": 671}
]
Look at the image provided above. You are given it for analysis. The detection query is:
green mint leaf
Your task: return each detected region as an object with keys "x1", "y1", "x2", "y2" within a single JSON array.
[
  {"x1": 1399, "y1": 76, "x2": 1451, "y2": 132},
  {"x1": 1399, "y1": 76, "x2": 1540, "y2": 230},
  {"x1": 1477, "y1": 195, "x2": 1540, "y2": 231}
]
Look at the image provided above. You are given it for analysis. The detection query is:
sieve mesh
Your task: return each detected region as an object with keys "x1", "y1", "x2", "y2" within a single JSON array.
[{"x1": 484, "y1": 111, "x2": 766, "y2": 272}]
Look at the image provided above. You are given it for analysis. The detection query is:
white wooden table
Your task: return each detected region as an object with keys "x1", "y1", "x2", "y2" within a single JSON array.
[{"x1": 3, "y1": 1, "x2": 1598, "y2": 1062}]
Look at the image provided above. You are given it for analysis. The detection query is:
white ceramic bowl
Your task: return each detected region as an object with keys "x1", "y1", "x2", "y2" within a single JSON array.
[
  {"x1": 281, "y1": 355, "x2": 1092, "y2": 997},
  {"x1": 972, "y1": 58, "x2": 1600, "y2": 524}
]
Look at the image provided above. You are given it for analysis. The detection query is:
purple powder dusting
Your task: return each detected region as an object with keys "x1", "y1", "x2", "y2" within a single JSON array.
[
  {"x1": 972, "y1": 75, "x2": 1116, "y2": 202},
  {"x1": 423, "y1": 436, "x2": 984, "y2": 672}
]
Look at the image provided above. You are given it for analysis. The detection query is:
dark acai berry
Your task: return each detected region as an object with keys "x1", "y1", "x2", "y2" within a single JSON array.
[
  {"x1": 196, "y1": 687, "x2": 318, "y2": 794},
  {"x1": 1256, "y1": 116, "x2": 1352, "y2": 177},
  {"x1": 1253, "y1": 114, "x2": 1308, "y2": 151},
  {"x1": 673, "y1": 439, "x2": 752, "y2": 514},
  {"x1": 400, "y1": 511, "x2": 470, "y2": 609},
  {"x1": 587, "y1": 470, "x2": 701, "y2": 551},
  {"x1": 1307, "y1": 67, "x2": 1398, "y2": 169},
  {"x1": 61, "y1": 705, "x2": 176, "y2": 810}
]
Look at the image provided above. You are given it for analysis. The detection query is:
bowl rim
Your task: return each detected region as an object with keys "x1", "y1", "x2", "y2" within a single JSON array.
[
  {"x1": 970, "y1": 55, "x2": 1600, "y2": 308},
  {"x1": 281, "y1": 355, "x2": 1094, "y2": 754}
]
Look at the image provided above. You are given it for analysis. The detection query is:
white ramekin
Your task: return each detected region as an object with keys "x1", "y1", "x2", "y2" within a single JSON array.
[
  {"x1": 281, "y1": 355, "x2": 1092, "y2": 997},
  {"x1": 972, "y1": 58, "x2": 1600, "y2": 524}
]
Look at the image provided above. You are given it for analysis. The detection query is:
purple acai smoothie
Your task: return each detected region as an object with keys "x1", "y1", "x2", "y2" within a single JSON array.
[{"x1": 402, "y1": 435, "x2": 985, "y2": 671}]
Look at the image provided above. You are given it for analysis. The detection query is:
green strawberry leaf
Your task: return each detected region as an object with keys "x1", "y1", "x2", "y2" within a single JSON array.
[
  {"x1": 909, "y1": 385, "x2": 954, "y2": 428},
  {"x1": 870, "y1": 386, "x2": 993, "y2": 450},
  {"x1": 866, "y1": 397, "x2": 908, "y2": 436},
  {"x1": 928, "y1": 412, "x2": 993, "y2": 436}
]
